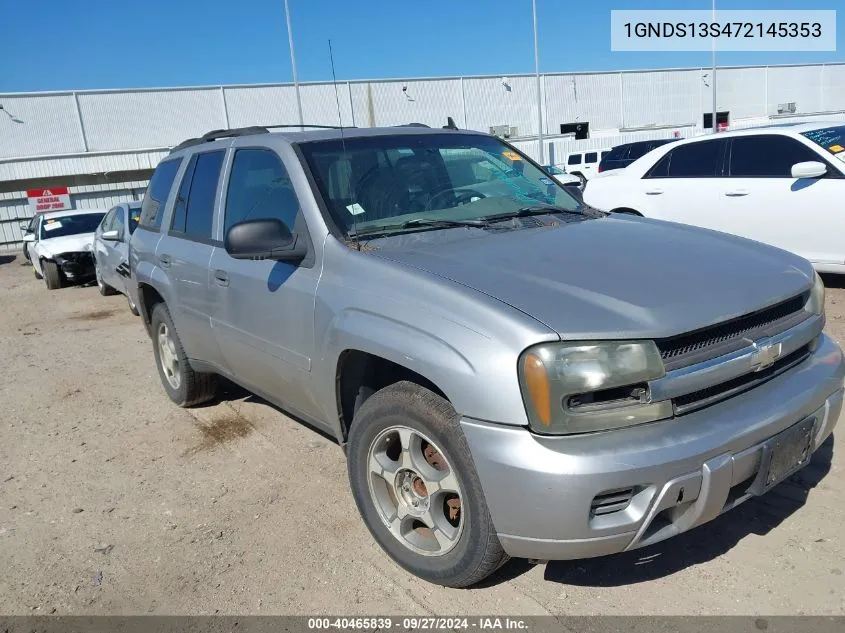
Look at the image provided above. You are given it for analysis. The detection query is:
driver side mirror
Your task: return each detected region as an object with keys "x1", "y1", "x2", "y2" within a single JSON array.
[
  {"x1": 22, "y1": 233, "x2": 35, "y2": 243},
  {"x1": 225, "y1": 219, "x2": 307, "y2": 262},
  {"x1": 791, "y1": 161, "x2": 827, "y2": 179},
  {"x1": 102, "y1": 229, "x2": 120, "y2": 242}
]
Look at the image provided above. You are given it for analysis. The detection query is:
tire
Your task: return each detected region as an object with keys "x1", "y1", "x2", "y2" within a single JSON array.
[
  {"x1": 33, "y1": 266, "x2": 42, "y2": 280},
  {"x1": 95, "y1": 260, "x2": 117, "y2": 296},
  {"x1": 42, "y1": 260, "x2": 63, "y2": 290},
  {"x1": 149, "y1": 302, "x2": 217, "y2": 407},
  {"x1": 22, "y1": 243, "x2": 31, "y2": 262},
  {"x1": 126, "y1": 292, "x2": 140, "y2": 316},
  {"x1": 347, "y1": 381, "x2": 507, "y2": 588}
]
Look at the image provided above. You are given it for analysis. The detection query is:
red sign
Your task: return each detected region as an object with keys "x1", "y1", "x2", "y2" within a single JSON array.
[{"x1": 26, "y1": 187, "x2": 72, "y2": 213}]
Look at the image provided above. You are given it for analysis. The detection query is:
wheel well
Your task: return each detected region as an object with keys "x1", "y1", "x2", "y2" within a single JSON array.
[
  {"x1": 611, "y1": 208, "x2": 642, "y2": 216},
  {"x1": 138, "y1": 283, "x2": 165, "y2": 333},
  {"x1": 336, "y1": 350, "x2": 448, "y2": 441}
]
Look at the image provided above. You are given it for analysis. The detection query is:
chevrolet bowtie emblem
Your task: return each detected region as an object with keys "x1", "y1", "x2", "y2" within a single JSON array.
[{"x1": 751, "y1": 339, "x2": 782, "y2": 372}]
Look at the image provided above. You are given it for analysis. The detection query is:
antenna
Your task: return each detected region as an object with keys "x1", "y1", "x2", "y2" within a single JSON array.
[{"x1": 329, "y1": 39, "x2": 360, "y2": 251}]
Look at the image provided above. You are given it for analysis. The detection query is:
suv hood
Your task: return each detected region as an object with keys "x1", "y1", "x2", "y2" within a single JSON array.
[
  {"x1": 373, "y1": 216, "x2": 814, "y2": 340},
  {"x1": 38, "y1": 233, "x2": 95, "y2": 257}
]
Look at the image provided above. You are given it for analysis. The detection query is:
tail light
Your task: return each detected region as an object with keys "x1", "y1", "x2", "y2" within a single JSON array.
[{"x1": 597, "y1": 164, "x2": 603, "y2": 173}]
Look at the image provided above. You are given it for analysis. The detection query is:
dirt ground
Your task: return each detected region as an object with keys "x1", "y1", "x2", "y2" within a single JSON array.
[{"x1": 0, "y1": 252, "x2": 843, "y2": 616}]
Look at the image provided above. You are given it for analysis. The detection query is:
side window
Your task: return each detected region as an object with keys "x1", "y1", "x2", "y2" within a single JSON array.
[
  {"x1": 128, "y1": 206, "x2": 142, "y2": 235},
  {"x1": 139, "y1": 158, "x2": 182, "y2": 230},
  {"x1": 567, "y1": 154, "x2": 582, "y2": 166},
  {"x1": 112, "y1": 207, "x2": 126, "y2": 239},
  {"x1": 585, "y1": 152, "x2": 598, "y2": 164},
  {"x1": 729, "y1": 135, "x2": 824, "y2": 178},
  {"x1": 646, "y1": 140, "x2": 724, "y2": 178},
  {"x1": 99, "y1": 209, "x2": 116, "y2": 233},
  {"x1": 171, "y1": 155, "x2": 197, "y2": 234},
  {"x1": 224, "y1": 149, "x2": 300, "y2": 235}
]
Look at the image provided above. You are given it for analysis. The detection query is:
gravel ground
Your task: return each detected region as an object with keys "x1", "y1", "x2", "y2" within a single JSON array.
[{"x1": 0, "y1": 253, "x2": 843, "y2": 615}]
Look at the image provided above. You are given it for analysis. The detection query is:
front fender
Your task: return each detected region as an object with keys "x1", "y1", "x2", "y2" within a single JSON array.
[{"x1": 318, "y1": 308, "x2": 535, "y2": 438}]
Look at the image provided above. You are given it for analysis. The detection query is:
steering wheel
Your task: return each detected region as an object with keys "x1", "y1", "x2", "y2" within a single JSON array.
[{"x1": 425, "y1": 188, "x2": 487, "y2": 211}]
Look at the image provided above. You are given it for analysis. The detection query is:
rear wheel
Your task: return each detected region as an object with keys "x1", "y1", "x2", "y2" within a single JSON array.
[
  {"x1": 150, "y1": 303, "x2": 217, "y2": 407},
  {"x1": 33, "y1": 266, "x2": 42, "y2": 280},
  {"x1": 42, "y1": 260, "x2": 63, "y2": 290},
  {"x1": 126, "y1": 291, "x2": 140, "y2": 316},
  {"x1": 95, "y1": 260, "x2": 117, "y2": 296},
  {"x1": 347, "y1": 381, "x2": 507, "y2": 588}
]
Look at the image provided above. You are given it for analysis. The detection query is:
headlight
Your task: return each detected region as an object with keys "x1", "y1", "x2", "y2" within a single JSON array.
[
  {"x1": 518, "y1": 341, "x2": 672, "y2": 435},
  {"x1": 806, "y1": 271, "x2": 825, "y2": 317}
]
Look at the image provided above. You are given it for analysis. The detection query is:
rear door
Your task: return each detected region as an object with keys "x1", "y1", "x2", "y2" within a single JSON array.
[
  {"x1": 636, "y1": 138, "x2": 726, "y2": 225},
  {"x1": 721, "y1": 134, "x2": 844, "y2": 264},
  {"x1": 582, "y1": 151, "x2": 600, "y2": 179},
  {"x1": 208, "y1": 146, "x2": 321, "y2": 419},
  {"x1": 158, "y1": 149, "x2": 228, "y2": 369}
]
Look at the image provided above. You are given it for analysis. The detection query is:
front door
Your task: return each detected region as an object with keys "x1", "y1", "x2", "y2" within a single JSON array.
[
  {"x1": 717, "y1": 134, "x2": 845, "y2": 265},
  {"x1": 209, "y1": 147, "x2": 321, "y2": 419}
]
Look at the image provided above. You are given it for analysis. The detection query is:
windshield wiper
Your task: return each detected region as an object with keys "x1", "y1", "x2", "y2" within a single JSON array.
[
  {"x1": 347, "y1": 218, "x2": 487, "y2": 239},
  {"x1": 481, "y1": 205, "x2": 582, "y2": 223}
]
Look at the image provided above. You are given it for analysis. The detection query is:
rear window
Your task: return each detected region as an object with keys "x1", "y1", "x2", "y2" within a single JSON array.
[
  {"x1": 603, "y1": 146, "x2": 629, "y2": 162},
  {"x1": 139, "y1": 158, "x2": 182, "y2": 231},
  {"x1": 585, "y1": 152, "x2": 598, "y2": 164}
]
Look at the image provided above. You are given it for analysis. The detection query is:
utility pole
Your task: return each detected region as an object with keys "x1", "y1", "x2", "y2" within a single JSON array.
[
  {"x1": 711, "y1": 0, "x2": 717, "y2": 134},
  {"x1": 284, "y1": 0, "x2": 305, "y2": 130},
  {"x1": 532, "y1": 0, "x2": 544, "y2": 163}
]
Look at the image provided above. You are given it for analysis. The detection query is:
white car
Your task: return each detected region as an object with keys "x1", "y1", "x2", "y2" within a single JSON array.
[
  {"x1": 23, "y1": 209, "x2": 106, "y2": 289},
  {"x1": 563, "y1": 148, "x2": 612, "y2": 186},
  {"x1": 542, "y1": 165, "x2": 582, "y2": 188},
  {"x1": 583, "y1": 122, "x2": 845, "y2": 273}
]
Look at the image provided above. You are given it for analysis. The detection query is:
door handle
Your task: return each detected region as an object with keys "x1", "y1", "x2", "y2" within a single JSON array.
[
  {"x1": 214, "y1": 270, "x2": 229, "y2": 287},
  {"x1": 158, "y1": 254, "x2": 172, "y2": 268},
  {"x1": 645, "y1": 189, "x2": 664, "y2": 195},
  {"x1": 725, "y1": 189, "x2": 749, "y2": 197}
]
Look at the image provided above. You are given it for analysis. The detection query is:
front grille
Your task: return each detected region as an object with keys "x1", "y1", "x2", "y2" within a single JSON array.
[
  {"x1": 673, "y1": 343, "x2": 811, "y2": 415},
  {"x1": 656, "y1": 293, "x2": 808, "y2": 370},
  {"x1": 590, "y1": 487, "x2": 635, "y2": 516}
]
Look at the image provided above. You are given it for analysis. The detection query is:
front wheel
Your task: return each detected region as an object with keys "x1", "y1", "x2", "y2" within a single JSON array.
[
  {"x1": 42, "y1": 260, "x2": 63, "y2": 290},
  {"x1": 347, "y1": 381, "x2": 507, "y2": 588},
  {"x1": 95, "y1": 261, "x2": 117, "y2": 296}
]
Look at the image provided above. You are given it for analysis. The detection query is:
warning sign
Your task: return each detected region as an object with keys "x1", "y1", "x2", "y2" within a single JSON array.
[{"x1": 27, "y1": 187, "x2": 71, "y2": 213}]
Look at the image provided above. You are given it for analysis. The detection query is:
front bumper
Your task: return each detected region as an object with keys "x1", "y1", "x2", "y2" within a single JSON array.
[
  {"x1": 462, "y1": 333, "x2": 845, "y2": 560},
  {"x1": 55, "y1": 252, "x2": 95, "y2": 281}
]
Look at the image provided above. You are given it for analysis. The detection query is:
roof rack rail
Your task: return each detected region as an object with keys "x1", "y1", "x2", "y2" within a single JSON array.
[
  {"x1": 264, "y1": 124, "x2": 355, "y2": 130},
  {"x1": 169, "y1": 126, "x2": 270, "y2": 153},
  {"x1": 169, "y1": 123, "x2": 358, "y2": 154},
  {"x1": 396, "y1": 122, "x2": 429, "y2": 128}
]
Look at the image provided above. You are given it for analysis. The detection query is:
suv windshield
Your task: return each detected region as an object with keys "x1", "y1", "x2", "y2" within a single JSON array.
[
  {"x1": 802, "y1": 125, "x2": 845, "y2": 160},
  {"x1": 299, "y1": 133, "x2": 582, "y2": 236},
  {"x1": 39, "y1": 213, "x2": 105, "y2": 239}
]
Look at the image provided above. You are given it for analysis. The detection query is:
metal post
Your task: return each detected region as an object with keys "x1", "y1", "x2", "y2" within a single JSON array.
[
  {"x1": 219, "y1": 86, "x2": 230, "y2": 128},
  {"x1": 711, "y1": 0, "x2": 717, "y2": 133},
  {"x1": 284, "y1": 0, "x2": 304, "y2": 130},
  {"x1": 532, "y1": 0, "x2": 544, "y2": 164},
  {"x1": 72, "y1": 92, "x2": 89, "y2": 152}
]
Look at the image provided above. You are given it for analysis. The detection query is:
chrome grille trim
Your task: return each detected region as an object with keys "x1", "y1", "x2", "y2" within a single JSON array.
[{"x1": 649, "y1": 313, "x2": 822, "y2": 404}]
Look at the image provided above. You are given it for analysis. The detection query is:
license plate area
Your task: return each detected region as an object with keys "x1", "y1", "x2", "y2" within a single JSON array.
[{"x1": 749, "y1": 417, "x2": 816, "y2": 496}]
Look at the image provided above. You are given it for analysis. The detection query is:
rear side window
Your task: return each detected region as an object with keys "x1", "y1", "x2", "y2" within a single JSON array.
[
  {"x1": 139, "y1": 158, "x2": 182, "y2": 230},
  {"x1": 224, "y1": 149, "x2": 300, "y2": 235},
  {"x1": 128, "y1": 206, "x2": 141, "y2": 235},
  {"x1": 567, "y1": 154, "x2": 582, "y2": 166},
  {"x1": 603, "y1": 146, "x2": 629, "y2": 162},
  {"x1": 646, "y1": 140, "x2": 724, "y2": 178},
  {"x1": 585, "y1": 152, "x2": 598, "y2": 164},
  {"x1": 171, "y1": 150, "x2": 225, "y2": 240},
  {"x1": 729, "y1": 135, "x2": 824, "y2": 178}
]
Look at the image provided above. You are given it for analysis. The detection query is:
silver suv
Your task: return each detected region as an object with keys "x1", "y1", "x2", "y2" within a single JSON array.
[{"x1": 130, "y1": 125, "x2": 844, "y2": 587}]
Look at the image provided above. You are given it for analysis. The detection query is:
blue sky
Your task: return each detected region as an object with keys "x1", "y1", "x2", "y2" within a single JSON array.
[{"x1": 1, "y1": 0, "x2": 843, "y2": 92}]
